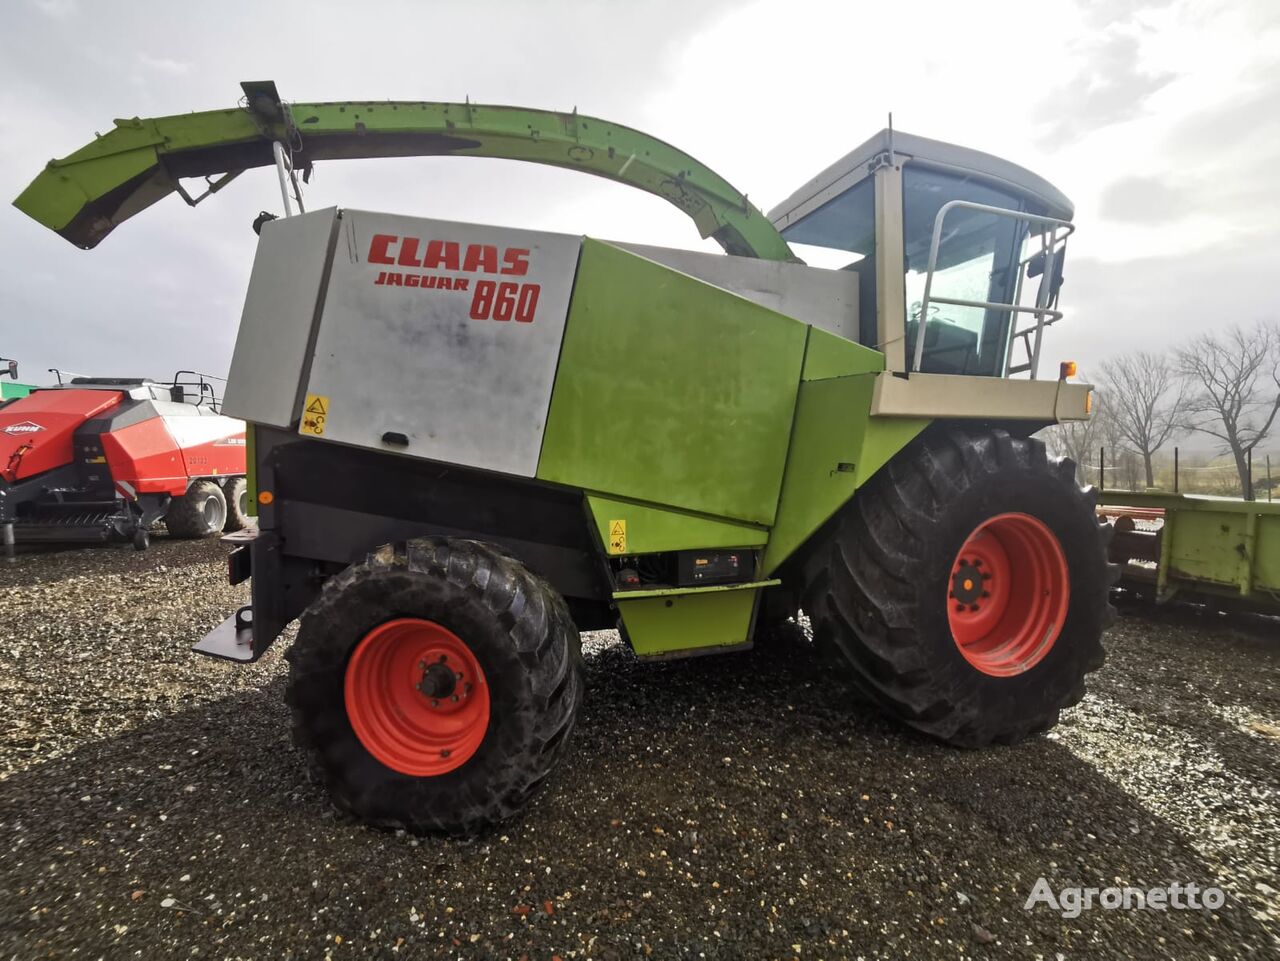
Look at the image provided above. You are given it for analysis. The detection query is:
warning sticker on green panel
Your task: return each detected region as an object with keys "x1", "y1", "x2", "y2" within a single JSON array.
[
  {"x1": 300, "y1": 394, "x2": 329, "y2": 436},
  {"x1": 608, "y1": 519, "x2": 626, "y2": 554}
]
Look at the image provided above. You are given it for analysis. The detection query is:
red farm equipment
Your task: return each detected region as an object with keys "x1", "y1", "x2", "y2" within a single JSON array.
[{"x1": 0, "y1": 372, "x2": 249, "y2": 551}]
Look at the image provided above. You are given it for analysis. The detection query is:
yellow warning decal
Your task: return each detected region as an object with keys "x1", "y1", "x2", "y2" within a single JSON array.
[
  {"x1": 607, "y1": 519, "x2": 627, "y2": 554},
  {"x1": 300, "y1": 393, "x2": 330, "y2": 436}
]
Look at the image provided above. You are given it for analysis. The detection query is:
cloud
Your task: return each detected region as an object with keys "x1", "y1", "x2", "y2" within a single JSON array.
[
  {"x1": 1035, "y1": 32, "x2": 1177, "y2": 145},
  {"x1": 1074, "y1": 0, "x2": 1175, "y2": 28},
  {"x1": 1163, "y1": 73, "x2": 1280, "y2": 159},
  {"x1": 137, "y1": 54, "x2": 192, "y2": 75},
  {"x1": 1092, "y1": 59, "x2": 1280, "y2": 235},
  {"x1": 1098, "y1": 175, "x2": 1185, "y2": 224},
  {"x1": 29, "y1": 0, "x2": 76, "y2": 19},
  {"x1": 1043, "y1": 231, "x2": 1279, "y2": 376}
]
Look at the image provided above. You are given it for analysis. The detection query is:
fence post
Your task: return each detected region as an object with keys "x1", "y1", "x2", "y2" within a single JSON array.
[
  {"x1": 1174, "y1": 446, "x2": 1179, "y2": 493},
  {"x1": 1099, "y1": 446, "x2": 1105, "y2": 493},
  {"x1": 1247, "y1": 448, "x2": 1254, "y2": 502},
  {"x1": 1268, "y1": 455, "x2": 1273, "y2": 503}
]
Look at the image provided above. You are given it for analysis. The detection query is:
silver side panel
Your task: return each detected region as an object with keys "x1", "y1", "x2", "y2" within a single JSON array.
[
  {"x1": 301, "y1": 211, "x2": 581, "y2": 478},
  {"x1": 224, "y1": 208, "x2": 339, "y2": 426},
  {"x1": 613, "y1": 242, "x2": 859, "y2": 342},
  {"x1": 870, "y1": 372, "x2": 1092, "y2": 421}
]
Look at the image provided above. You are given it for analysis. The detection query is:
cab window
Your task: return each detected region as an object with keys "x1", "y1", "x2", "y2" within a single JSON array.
[
  {"x1": 779, "y1": 177, "x2": 878, "y2": 348},
  {"x1": 902, "y1": 167, "x2": 1030, "y2": 377}
]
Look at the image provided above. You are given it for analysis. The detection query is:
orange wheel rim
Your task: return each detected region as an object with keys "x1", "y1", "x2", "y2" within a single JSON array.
[
  {"x1": 344, "y1": 618, "x2": 490, "y2": 776},
  {"x1": 947, "y1": 512, "x2": 1069, "y2": 677}
]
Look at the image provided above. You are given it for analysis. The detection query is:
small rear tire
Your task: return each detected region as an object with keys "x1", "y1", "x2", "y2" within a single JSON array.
[
  {"x1": 285, "y1": 537, "x2": 583, "y2": 834},
  {"x1": 132, "y1": 528, "x2": 150, "y2": 551},
  {"x1": 222, "y1": 477, "x2": 253, "y2": 532},
  {"x1": 164, "y1": 479, "x2": 227, "y2": 538}
]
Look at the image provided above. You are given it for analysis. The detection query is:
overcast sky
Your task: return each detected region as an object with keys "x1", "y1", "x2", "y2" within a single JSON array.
[{"x1": 1, "y1": 0, "x2": 1278, "y2": 397}]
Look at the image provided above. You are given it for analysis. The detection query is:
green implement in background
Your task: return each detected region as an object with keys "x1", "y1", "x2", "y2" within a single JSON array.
[{"x1": 1100, "y1": 490, "x2": 1280, "y2": 614}]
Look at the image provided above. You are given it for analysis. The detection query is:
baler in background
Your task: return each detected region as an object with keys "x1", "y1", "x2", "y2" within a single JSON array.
[{"x1": 0, "y1": 372, "x2": 249, "y2": 551}]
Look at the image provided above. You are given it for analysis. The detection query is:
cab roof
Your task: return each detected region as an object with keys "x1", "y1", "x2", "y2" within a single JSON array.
[{"x1": 768, "y1": 128, "x2": 1073, "y2": 229}]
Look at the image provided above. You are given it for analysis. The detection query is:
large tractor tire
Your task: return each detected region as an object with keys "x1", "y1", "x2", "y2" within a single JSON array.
[
  {"x1": 802, "y1": 428, "x2": 1115, "y2": 747},
  {"x1": 164, "y1": 479, "x2": 228, "y2": 538},
  {"x1": 221, "y1": 477, "x2": 253, "y2": 532},
  {"x1": 285, "y1": 537, "x2": 583, "y2": 834}
]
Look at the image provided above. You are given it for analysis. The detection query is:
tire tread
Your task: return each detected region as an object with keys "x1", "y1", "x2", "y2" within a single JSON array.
[
  {"x1": 801, "y1": 428, "x2": 1116, "y2": 747},
  {"x1": 285, "y1": 537, "x2": 582, "y2": 834}
]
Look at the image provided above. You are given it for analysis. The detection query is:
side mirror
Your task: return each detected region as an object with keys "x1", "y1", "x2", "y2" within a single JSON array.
[
  {"x1": 1027, "y1": 250, "x2": 1066, "y2": 297},
  {"x1": 5, "y1": 360, "x2": 16, "y2": 380},
  {"x1": 171, "y1": 385, "x2": 186, "y2": 403}
]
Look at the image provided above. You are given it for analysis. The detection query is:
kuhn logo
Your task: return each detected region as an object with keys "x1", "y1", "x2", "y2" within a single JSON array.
[{"x1": 3, "y1": 421, "x2": 44, "y2": 435}]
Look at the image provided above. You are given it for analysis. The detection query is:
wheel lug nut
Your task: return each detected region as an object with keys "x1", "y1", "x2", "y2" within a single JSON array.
[
  {"x1": 455, "y1": 672, "x2": 463, "y2": 680},
  {"x1": 450, "y1": 694, "x2": 459, "y2": 702},
  {"x1": 440, "y1": 749, "x2": 451, "y2": 758},
  {"x1": 431, "y1": 699, "x2": 439, "y2": 708}
]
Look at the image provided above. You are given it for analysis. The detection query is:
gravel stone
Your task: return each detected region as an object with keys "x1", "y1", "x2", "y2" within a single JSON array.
[{"x1": 1, "y1": 541, "x2": 1276, "y2": 958}]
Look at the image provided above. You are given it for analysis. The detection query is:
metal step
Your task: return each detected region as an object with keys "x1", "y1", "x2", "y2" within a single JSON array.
[{"x1": 192, "y1": 606, "x2": 257, "y2": 663}]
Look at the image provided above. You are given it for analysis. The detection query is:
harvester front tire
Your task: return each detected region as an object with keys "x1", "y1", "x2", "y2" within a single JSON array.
[
  {"x1": 164, "y1": 480, "x2": 227, "y2": 538},
  {"x1": 222, "y1": 477, "x2": 253, "y2": 532},
  {"x1": 802, "y1": 428, "x2": 1114, "y2": 747},
  {"x1": 285, "y1": 537, "x2": 583, "y2": 834}
]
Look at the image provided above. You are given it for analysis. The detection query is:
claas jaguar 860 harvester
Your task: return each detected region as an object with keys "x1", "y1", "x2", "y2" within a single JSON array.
[{"x1": 15, "y1": 82, "x2": 1111, "y2": 833}]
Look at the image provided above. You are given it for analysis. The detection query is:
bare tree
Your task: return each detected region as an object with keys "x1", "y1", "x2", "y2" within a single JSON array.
[
  {"x1": 1041, "y1": 391, "x2": 1143, "y2": 489},
  {"x1": 1091, "y1": 393, "x2": 1139, "y2": 491},
  {"x1": 1175, "y1": 321, "x2": 1280, "y2": 500},
  {"x1": 1098, "y1": 350, "x2": 1183, "y2": 488}
]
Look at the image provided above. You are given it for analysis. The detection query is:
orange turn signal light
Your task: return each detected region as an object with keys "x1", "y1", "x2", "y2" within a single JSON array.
[
  {"x1": 1059, "y1": 360, "x2": 1078, "y2": 380},
  {"x1": 1085, "y1": 390, "x2": 1093, "y2": 414},
  {"x1": 257, "y1": 490, "x2": 275, "y2": 505}
]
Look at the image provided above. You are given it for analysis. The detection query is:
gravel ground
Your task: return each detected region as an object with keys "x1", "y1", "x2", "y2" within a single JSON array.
[{"x1": 1, "y1": 539, "x2": 1277, "y2": 960}]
